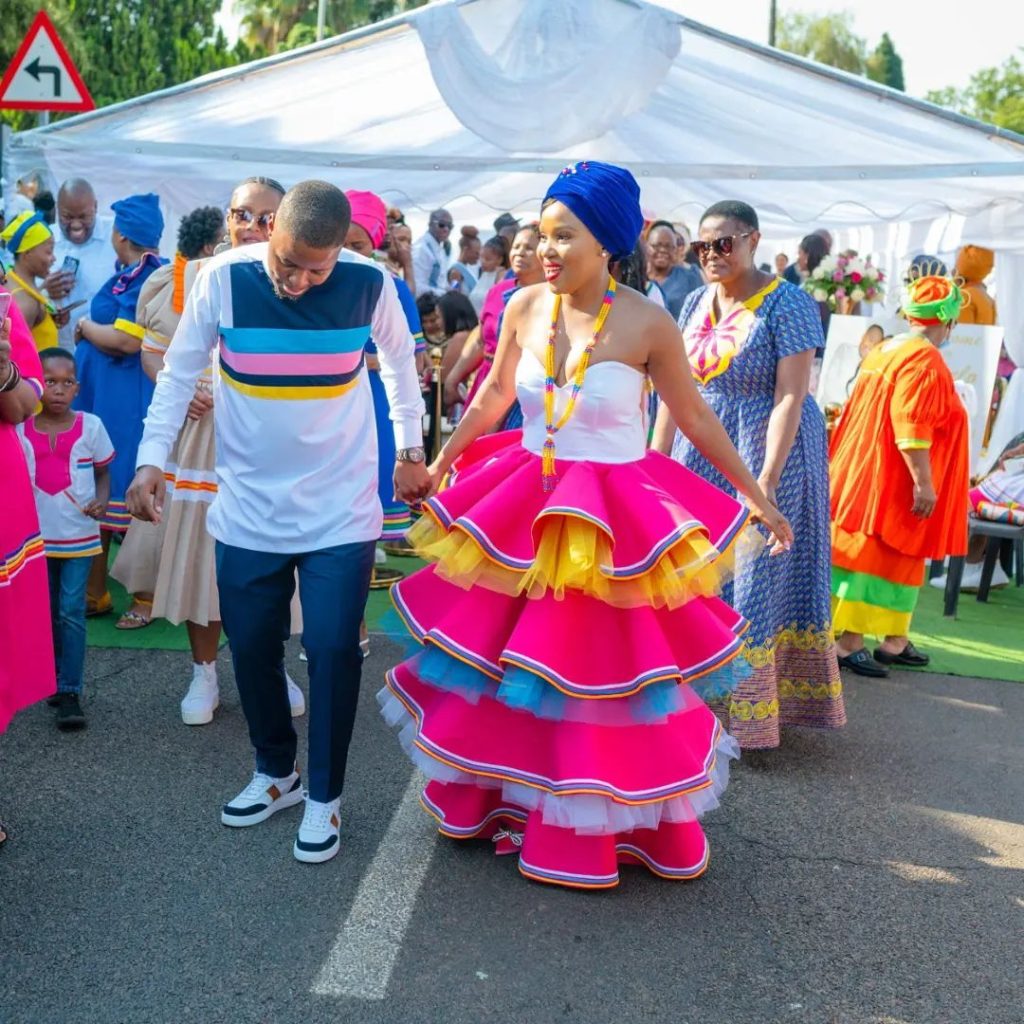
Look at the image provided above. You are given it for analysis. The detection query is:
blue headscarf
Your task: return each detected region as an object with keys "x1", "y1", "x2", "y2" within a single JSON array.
[
  {"x1": 542, "y1": 161, "x2": 644, "y2": 263},
  {"x1": 111, "y1": 193, "x2": 164, "y2": 250}
]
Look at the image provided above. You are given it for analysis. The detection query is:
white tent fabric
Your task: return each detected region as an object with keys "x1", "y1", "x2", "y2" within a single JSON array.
[
  {"x1": 417, "y1": 0, "x2": 680, "y2": 151},
  {"x1": 6, "y1": 0, "x2": 1024, "y2": 256}
]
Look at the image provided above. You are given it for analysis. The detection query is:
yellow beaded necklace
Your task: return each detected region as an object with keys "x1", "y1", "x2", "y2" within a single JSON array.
[{"x1": 541, "y1": 276, "x2": 617, "y2": 490}]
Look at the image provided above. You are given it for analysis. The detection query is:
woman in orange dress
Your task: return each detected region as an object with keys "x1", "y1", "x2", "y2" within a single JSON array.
[{"x1": 829, "y1": 273, "x2": 970, "y2": 677}]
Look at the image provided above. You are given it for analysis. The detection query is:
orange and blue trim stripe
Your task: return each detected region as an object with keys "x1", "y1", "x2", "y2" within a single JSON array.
[
  {"x1": 0, "y1": 533, "x2": 45, "y2": 586},
  {"x1": 100, "y1": 501, "x2": 132, "y2": 534},
  {"x1": 44, "y1": 535, "x2": 103, "y2": 558}
]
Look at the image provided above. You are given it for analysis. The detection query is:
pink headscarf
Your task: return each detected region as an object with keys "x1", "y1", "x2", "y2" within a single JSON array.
[{"x1": 345, "y1": 190, "x2": 387, "y2": 250}]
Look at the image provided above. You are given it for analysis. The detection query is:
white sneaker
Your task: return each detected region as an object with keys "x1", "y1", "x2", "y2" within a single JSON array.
[
  {"x1": 293, "y1": 796, "x2": 342, "y2": 863},
  {"x1": 181, "y1": 662, "x2": 219, "y2": 726},
  {"x1": 959, "y1": 561, "x2": 1010, "y2": 593},
  {"x1": 285, "y1": 671, "x2": 305, "y2": 718},
  {"x1": 221, "y1": 769, "x2": 303, "y2": 827}
]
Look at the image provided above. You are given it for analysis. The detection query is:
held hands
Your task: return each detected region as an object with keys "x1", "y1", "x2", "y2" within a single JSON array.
[
  {"x1": 911, "y1": 481, "x2": 938, "y2": 519},
  {"x1": 394, "y1": 460, "x2": 432, "y2": 505},
  {"x1": 126, "y1": 465, "x2": 167, "y2": 524}
]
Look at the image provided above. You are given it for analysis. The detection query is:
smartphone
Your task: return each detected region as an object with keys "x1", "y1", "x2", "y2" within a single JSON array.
[
  {"x1": 58, "y1": 298, "x2": 87, "y2": 316},
  {"x1": 61, "y1": 255, "x2": 80, "y2": 279},
  {"x1": 0, "y1": 291, "x2": 12, "y2": 325}
]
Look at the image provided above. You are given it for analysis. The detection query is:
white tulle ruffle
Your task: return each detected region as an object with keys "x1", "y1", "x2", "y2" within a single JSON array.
[{"x1": 377, "y1": 687, "x2": 739, "y2": 836}]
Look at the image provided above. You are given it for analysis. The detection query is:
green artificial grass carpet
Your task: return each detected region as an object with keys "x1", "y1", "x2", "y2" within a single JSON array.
[
  {"x1": 90, "y1": 543, "x2": 1021, "y2": 683},
  {"x1": 87, "y1": 550, "x2": 424, "y2": 651},
  {"x1": 907, "y1": 579, "x2": 1024, "y2": 683}
]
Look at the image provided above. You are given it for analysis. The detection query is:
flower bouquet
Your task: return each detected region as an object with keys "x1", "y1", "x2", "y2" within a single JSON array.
[{"x1": 804, "y1": 254, "x2": 885, "y2": 312}]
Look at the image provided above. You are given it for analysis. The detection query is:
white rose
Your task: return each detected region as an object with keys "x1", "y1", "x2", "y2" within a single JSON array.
[
  {"x1": 812, "y1": 266, "x2": 826, "y2": 280},
  {"x1": 850, "y1": 287, "x2": 865, "y2": 302},
  {"x1": 813, "y1": 288, "x2": 828, "y2": 302},
  {"x1": 848, "y1": 258, "x2": 866, "y2": 277}
]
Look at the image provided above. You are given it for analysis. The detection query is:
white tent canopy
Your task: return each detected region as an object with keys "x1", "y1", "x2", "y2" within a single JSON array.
[
  {"x1": 6, "y1": 0, "x2": 1024, "y2": 366},
  {"x1": 7, "y1": 0, "x2": 1024, "y2": 233}
]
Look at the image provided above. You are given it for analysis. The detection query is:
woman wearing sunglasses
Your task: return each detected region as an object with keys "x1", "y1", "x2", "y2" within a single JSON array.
[{"x1": 653, "y1": 200, "x2": 845, "y2": 751}]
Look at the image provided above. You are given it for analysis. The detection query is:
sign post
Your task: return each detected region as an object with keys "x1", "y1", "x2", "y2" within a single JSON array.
[{"x1": 0, "y1": 11, "x2": 95, "y2": 117}]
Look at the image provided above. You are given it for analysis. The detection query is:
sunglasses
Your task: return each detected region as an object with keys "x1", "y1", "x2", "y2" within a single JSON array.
[
  {"x1": 228, "y1": 208, "x2": 274, "y2": 229},
  {"x1": 432, "y1": 220, "x2": 453, "y2": 230},
  {"x1": 690, "y1": 232, "x2": 753, "y2": 260}
]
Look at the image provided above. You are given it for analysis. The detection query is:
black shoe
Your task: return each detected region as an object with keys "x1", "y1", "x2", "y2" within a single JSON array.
[
  {"x1": 874, "y1": 642, "x2": 930, "y2": 668},
  {"x1": 837, "y1": 648, "x2": 890, "y2": 678},
  {"x1": 55, "y1": 693, "x2": 86, "y2": 730}
]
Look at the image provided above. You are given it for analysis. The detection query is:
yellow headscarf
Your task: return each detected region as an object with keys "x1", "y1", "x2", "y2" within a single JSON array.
[{"x1": 0, "y1": 210, "x2": 53, "y2": 254}]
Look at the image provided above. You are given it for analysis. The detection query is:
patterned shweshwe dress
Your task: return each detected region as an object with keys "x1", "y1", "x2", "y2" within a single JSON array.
[{"x1": 672, "y1": 278, "x2": 845, "y2": 749}]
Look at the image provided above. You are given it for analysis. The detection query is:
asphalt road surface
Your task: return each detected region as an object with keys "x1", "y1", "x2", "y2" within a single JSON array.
[{"x1": 2, "y1": 639, "x2": 1022, "y2": 1024}]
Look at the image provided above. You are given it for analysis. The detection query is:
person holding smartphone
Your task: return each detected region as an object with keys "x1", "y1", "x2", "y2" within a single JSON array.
[
  {"x1": 45, "y1": 178, "x2": 118, "y2": 349},
  {"x1": 0, "y1": 211, "x2": 64, "y2": 350}
]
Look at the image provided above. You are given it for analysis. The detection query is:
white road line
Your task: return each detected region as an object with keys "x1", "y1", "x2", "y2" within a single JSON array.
[{"x1": 312, "y1": 772, "x2": 435, "y2": 1001}]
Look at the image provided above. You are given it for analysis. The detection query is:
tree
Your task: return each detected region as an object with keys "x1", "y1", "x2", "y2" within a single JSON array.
[
  {"x1": 237, "y1": 0, "x2": 428, "y2": 54},
  {"x1": 776, "y1": 11, "x2": 867, "y2": 75},
  {"x1": 866, "y1": 32, "x2": 904, "y2": 92},
  {"x1": 926, "y1": 52, "x2": 1024, "y2": 134},
  {"x1": 1, "y1": 1, "x2": 252, "y2": 130}
]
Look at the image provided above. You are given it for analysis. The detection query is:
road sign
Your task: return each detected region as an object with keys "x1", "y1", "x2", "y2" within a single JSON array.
[{"x1": 0, "y1": 11, "x2": 95, "y2": 113}]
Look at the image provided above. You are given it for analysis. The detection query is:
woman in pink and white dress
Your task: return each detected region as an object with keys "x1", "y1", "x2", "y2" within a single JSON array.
[{"x1": 379, "y1": 162, "x2": 792, "y2": 890}]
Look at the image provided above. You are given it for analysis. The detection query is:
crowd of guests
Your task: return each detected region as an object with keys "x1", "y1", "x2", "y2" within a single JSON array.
[{"x1": 0, "y1": 167, "x2": 1019, "y2": 857}]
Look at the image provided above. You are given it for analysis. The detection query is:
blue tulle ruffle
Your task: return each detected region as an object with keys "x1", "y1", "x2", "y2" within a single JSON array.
[{"x1": 406, "y1": 640, "x2": 750, "y2": 725}]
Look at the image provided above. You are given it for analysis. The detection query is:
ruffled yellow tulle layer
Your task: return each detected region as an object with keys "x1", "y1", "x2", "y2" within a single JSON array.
[{"x1": 409, "y1": 510, "x2": 763, "y2": 610}]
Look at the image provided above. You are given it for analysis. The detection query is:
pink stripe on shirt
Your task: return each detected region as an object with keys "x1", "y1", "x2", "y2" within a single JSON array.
[{"x1": 219, "y1": 345, "x2": 364, "y2": 377}]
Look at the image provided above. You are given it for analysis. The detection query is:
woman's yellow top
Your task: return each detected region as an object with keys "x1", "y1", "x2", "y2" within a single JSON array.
[{"x1": 7, "y1": 270, "x2": 58, "y2": 352}]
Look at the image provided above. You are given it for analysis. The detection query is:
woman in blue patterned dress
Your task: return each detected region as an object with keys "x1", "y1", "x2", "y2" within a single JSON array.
[{"x1": 653, "y1": 200, "x2": 844, "y2": 749}]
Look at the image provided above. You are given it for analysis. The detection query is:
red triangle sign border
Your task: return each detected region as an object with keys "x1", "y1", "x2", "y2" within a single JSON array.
[{"x1": 0, "y1": 10, "x2": 96, "y2": 113}]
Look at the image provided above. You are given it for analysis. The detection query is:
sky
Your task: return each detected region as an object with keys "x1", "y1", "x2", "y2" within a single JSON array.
[
  {"x1": 219, "y1": 0, "x2": 1021, "y2": 98},
  {"x1": 663, "y1": 0, "x2": 1022, "y2": 96}
]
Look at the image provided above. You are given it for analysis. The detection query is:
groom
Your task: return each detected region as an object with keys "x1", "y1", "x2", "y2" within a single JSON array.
[{"x1": 128, "y1": 180, "x2": 428, "y2": 863}]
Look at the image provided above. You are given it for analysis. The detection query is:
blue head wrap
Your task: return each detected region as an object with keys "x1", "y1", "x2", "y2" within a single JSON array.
[
  {"x1": 542, "y1": 161, "x2": 644, "y2": 263},
  {"x1": 111, "y1": 193, "x2": 164, "y2": 250}
]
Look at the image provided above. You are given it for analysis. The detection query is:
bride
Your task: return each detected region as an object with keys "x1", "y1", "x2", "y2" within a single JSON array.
[{"x1": 379, "y1": 161, "x2": 791, "y2": 890}]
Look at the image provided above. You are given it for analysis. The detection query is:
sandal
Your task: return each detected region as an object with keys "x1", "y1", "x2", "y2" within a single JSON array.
[
  {"x1": 86, "y1": 592, "x2": 113, "y2": 618},
  {"x1": 116, "y1": 597, "x2": 153, "y2": 631}
]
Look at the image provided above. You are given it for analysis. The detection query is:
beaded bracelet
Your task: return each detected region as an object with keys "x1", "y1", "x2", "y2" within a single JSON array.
[{"x1": 0, "y1": 361, "x2": 21, "y2": 393}]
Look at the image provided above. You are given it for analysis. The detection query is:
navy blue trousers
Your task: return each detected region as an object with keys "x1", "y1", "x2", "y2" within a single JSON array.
[{"x1": 216, "y1": 539, "x2": 376, "y2": 802}]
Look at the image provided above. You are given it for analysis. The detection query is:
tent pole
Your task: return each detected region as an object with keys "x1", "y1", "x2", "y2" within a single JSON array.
[
  {"x1": 317, "y1": 0, "x2": 327, "y2": 41},
  {"x1": 768, "y1": 0, "x2": 777, "y2": 46}
]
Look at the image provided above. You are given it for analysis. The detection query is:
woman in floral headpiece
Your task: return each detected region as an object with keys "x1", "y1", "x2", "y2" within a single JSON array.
[
  {"x1": 378, "y1": 162, "x2": 791, "y2": 890},
  {"x1": 829, "y1": 273, "x2": 969, "y2": 676}
]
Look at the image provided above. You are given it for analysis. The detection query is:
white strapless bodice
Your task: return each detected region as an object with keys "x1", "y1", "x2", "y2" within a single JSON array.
[{"x1": 516, "y1": 349, "x2": 647, "y2": 463}]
